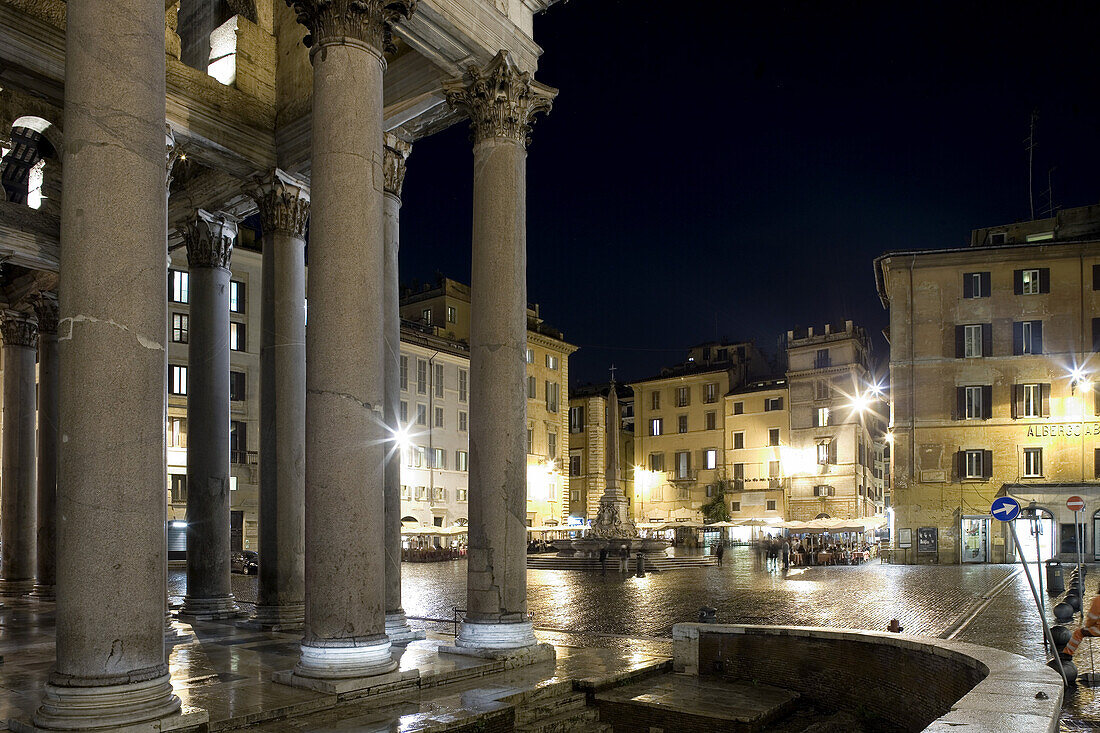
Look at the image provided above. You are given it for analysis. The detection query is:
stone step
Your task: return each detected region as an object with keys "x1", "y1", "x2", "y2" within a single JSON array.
[
  {"x1": 515, "y1": 704, "x2": 601, "y2": 733},
  {"x1": 515, "y1": 693, "x2": 588, "y2": 725}
]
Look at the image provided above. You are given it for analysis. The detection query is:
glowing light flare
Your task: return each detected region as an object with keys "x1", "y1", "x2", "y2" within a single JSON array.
[
  {"x1": 884, "y1": 431, "x2": 894, "y2": 443},
  {"x1": 848, "y1": 392, "x2": 872, "y2": 413},
  {"x1": 779, "y1": 446, "x2": 818, "y2": 477}
]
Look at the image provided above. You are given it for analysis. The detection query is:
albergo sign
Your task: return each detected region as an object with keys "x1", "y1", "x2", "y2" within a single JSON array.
[{"x1": 1026, "y1": 422, "x2": 1100, "y2": 437}]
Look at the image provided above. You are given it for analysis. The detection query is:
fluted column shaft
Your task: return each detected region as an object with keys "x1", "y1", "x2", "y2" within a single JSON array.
[
  {"x1": 0, "y1": 312, "x2": 38, "y2": 596},
  {"x1": 444, "y1": 51, "x2": 555, "y2": 651},
  {"x1": 180, "y1": 210, "x2": 239, "y2": 619},
  {"x1": 252, "y1": 170, "x2": 308, "y2": 631},
  {"x1": 382, "y1": 135, "x2": 422, "y2": 642},
  {"x1": 32, "y1": 295, "x2": 59, "y2": 600},
  {"x1": 36, "y1": 0, "x2": 182, "y2": 725},
  {"x1": 283, "y1": 0, "x2": 416, "y2": 683}
]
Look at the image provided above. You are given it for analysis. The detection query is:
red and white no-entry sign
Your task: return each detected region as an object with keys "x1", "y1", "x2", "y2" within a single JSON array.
[{"x1": 1067, "y1": 496, "x2": 1085, "y2": 512}]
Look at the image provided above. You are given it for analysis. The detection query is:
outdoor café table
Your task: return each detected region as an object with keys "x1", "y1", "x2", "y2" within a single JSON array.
[
  {"x1": 792, "y1": 552, "x2": 805, "y2": 566},
  {"x1": 816, "y1": 552, "x2": 834, "y2": 565}
]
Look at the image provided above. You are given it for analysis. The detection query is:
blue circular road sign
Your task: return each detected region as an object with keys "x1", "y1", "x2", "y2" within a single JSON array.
[{"x1": 991, "y1": 496, "x2": 1021, "y2": 522}]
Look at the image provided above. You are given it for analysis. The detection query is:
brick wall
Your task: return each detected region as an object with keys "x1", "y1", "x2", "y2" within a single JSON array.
[{"x1": 696, "y1": 631, "x2": 984, "y2": 731}]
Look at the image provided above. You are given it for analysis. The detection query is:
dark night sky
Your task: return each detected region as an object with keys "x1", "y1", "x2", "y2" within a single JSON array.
[{"x1": 398, "y1": 1, "x2": 1100, "y2": 387}]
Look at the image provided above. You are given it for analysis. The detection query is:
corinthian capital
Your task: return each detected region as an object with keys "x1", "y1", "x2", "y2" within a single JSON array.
[
  {"x1": 443, "y1": 51, "x2": 557, "y2": 147},
  {"x1": 183, "y1": 210, "x2": 236, "y2": 270},
  {"x1": 285, "y1": 0, "x2": 417, "y2": 55},
  {"x1": 383, "y1": 133, "x2": 412, "y2": 197},
  {"x1": 32, "y1": 293, "x2": 59, "y2": 335},
  {"x1": 1, "y1": 311, "x2": 38, "y2": 349},
  {"x1": 251, "y1": 169, "x2": 311, "y2": 238}
]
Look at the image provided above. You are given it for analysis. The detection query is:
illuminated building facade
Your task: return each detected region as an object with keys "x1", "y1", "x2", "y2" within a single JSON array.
[
  {"x1": 567, "y1": 384, "x2": 635, "y2": 522},
  {"x1": 400, "y1": 276, "x2": 577, "y2": 526},
  {"x1": 724, "y1": 378, "x2": 790, "y2": 522},
  {"x1": 875, "y1": 204, "x2": 1100, "y2": 563},
  {"x1": 630, "y1": 341, "x2": 768, "y2": 520}
]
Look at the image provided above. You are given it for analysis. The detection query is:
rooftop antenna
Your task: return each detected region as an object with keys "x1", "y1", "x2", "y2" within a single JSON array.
[
  {"x1": 1025, "y1": 110, "x2": 1038, "y2": 220},
  {"x1": 1040, "y1": 166, "x2": 1058, "y2": 218}
]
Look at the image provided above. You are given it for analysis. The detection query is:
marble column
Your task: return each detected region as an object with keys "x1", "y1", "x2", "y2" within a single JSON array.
[
  {"x1": 35, "y1": 0, "x2": 188, "y2": 727},
  {"x1": 249, "y1": 169, "x2": 309, "y2": 631},
  {"x1": 0, "y1": 311, "x2": 38, "y2": 597},
  {"x1": 442, "y1": 51, "x2": 555, "y2": 654},
  {"x1": 30, "y1": 294, "x2": 59, "y2": 600},
  {"x1": 280, "y1": 0, "x2": 416, "y2": 689},
  {"x1": 382, "y1": 134, "x2": 423, "y2": 643},
  {"x1": 179, "y1": 209, "x2": 240, "y2": 620}
]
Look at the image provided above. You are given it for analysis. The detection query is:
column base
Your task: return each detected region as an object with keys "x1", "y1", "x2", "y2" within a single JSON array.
[
  {"x1": 239, "y1": 602, "x2": 305, "y2": 632},
  {"x1": 438, "y1": 619, "x2": 554, "y2": 664},
  {"x1": 178, "y1": 595, "x2": 241, "y2": 620},
  {"x1": 28, "y1": 670, "x2": 206, "y2": 732},
  {"x1": 385, "y1": 611, "x2": 426, "y2": 643},
  {"x1": 0, "y1": 578, "x2": 35, "y2": 596},
  {"x1": 27, "y1": 584, "x2": 56, "y2": 601},
  {"x1": 274, "y1": 636, "x2": 410, "y2": 695}
]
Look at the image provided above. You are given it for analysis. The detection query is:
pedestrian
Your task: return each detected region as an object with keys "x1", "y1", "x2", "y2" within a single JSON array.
[
  {"x1": 767, "y1": 537, "x2": 778, "y2": 570},
  {"x1": 599, "y1": 546, "x2": 608, "y2": 576},
  {"x1": 619, "y1": 544, "x2": 630, "y2": 573},
  {"x1": 1062, "y1": 581, "x2": 1100, "y2": 658},
  {"x1": 716, "y1": 542, "x2": 725, "y2": 567},
  {"x1": 781, "y1": 538, "x2": 790, "y2": 571},
  {"x1": 887, "y1": 619, "x2": 904, "y2": 633}
]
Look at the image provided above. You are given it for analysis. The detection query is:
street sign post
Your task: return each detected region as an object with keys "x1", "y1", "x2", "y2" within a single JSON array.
[
  {"x1": 1068, "y1": 497, "x2": 1097, "y2": 686},
  {"x1": 1068, "y1": 496, "x2": 1086, "y2": 512},
  {"x1": 993, "y1": 497, "x2": 1069, "y2": 685}
]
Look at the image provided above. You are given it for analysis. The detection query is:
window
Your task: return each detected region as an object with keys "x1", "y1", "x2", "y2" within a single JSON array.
[
  {"x1": 733, "y1": 401, "x2": 744, "y2": 415},
  {"x1": 457, "y1": 488, "x2": 468, "y2": 501},
  {"x1": 648, "y1": 453, "x2": 664, "y2": 471},
  {"x1": 704, "y1": 382, "x2": 718, "y2": 403},
  {"x1": 675, "y1": 451, "x2": 691, "y2": 479},
  {"x1": 962, "y1": 449, "x2": 991, "y2": 479},
  {"x1": 651, "y1": 391, "x2": 661, "y2": 410},
  {"x1": 676, "y1": 386, "x2": 690, "y2": 407},
  {"x1": 432, "y1": 448, "x2": 445, "y2": 469},
  {"x1": 527, "y1": 376, "x2": 537, "y2": 399},
  {"x1": 525, "y1": 348, "x2": 534, "y2": 363},
  {"x1": 570, "y1": 489, "x2": 580, "y2": 502},
  {"x1": 678, "y1": 415, "x2": 688, "y2": 433},
  {"x1": 1023, "y1": 448, "x2": 1043, "y2": 477},
  {"x1": 447, "y1": 305, "x2": 456, "y2": 323},
  {"x1": 769, "y1": 428, "x2": 780, "y2": 446},
  {"x1": 401, "y1": 485, "x2": 411, "y2": 500},
  {"x1": 169, "y1": 269, "x2": 189, "y2": 303},
  {"x1": 548, "y1": 433, "x2": 557, "y2": 459},
  {"x1": 400, "y1": 356, "x2": 408, "y2": 391},
  {"x1": 171, "y1": 313, "x2": 189, "y2": 343},
  {"x1": 230, "y1": 371, "x2": 246, "y2": 401},
  {"x1": 965, "y1": 386, "x2": 983, "y2": 419},
  {"x1": 963, "y1": 272, "x2": 991, "y2": 298},
  {"x1": 527, "y1": 428, "x2": 534, "y2": 454},
  {"x1": 167, "y1": 418, "x2": 184, "y2": 448},
  {"x1": 546, "y1": 354, "x2": 558, "y2": 370},
  {"x1": 766, "y1": 499, "x2": 777, "y2": 511},
  {"x1": 545, "y1": 381, "x2": 560, "y2": 412},
  {"x1": 733, "y1": 431, "x2": 744, "y2": 449},
  {"x1": 170, "y1": 365, "x2": 187, "y2": 395},
  {"x1": 229, "y1": 322, "x2": 246, "y2": 351},
  {"x1": 415, "y1": 485, "x2": 427, "y2": 500},
  {"x1": 650, "y1": 418, "x2": 663, "y2": 436},
  {"x1": 1015, "y1": 268, "x2": 1049, "y2": 295},
  {"x1": 399, "y1": 401, "x2": 408, "y2": 423},
  {"x1": 955, "y1": 385, "x2": 992, "y2": 420},
  {"x1": 815, "y1": 349, "x2": 830, "y2": 368},
  {"x1": 170, "y1": 474, "x2": 187, "y2": 503},
  {"x1": 416, "y1": 404, "x2": 426, "y2": 426},
  {"x1": 1013, "y1": 320, "x2": 1043, "y2": 355},
  {"x1": 731, "y1": 501, "x2": 741, "y2": 512},
  {"x1": 764, "y1": 396, "x2": 783, "y2": 411},
  {"x1": 421, "y1": 308, "x2": 431, "y2": 325},
  {"x1": 569, "y1": 455, "x2": 581, "y2": 476},
  {"x1": 815, "y1": 381, "x2": 830, "y2": 400},
  {"x1": 434, "y1": 363, "x2": 444, "y2": 397},
  {"x1": 769, "y1": 460, "x2": 780, "y2": 477},
  {"x1": 434, "y1": 406, "x2": 444, "y2": 428},
  {"x1": 417, "y1": 359, "x2": 427, "y2": 394},
  {"x1": 229, "y1": 280, "x2": 245, "y2": 313},
  {"x1": 459, "y1": 411, "x2": 467, "y2": 431},
  {"x1": 569, "y1": 405, "x2": 585, "y2": 433},
  {"x1": 705, "y1": 411, "x2": 716, "y2": 430},
  {"x1": 230, "y1": 421, "x2": 247, "y2": 463},
  {"x1": 990, "y1": 231, "x2": 1007, "y2": 245},
  {"x1": 814, "y1": 407, "x2": 829, "y2": 427},
  {"x1": 704, "y1": 449, "x2": 717, "y2": 470},
  {"x1": 459, "y1": 369, "x2": 467, "y2": 402},
  {"x1": 816, "y1": 440, "x2": 836, "y2": 465},
  {"x1": 956, "y1": 323, "x2": 991, "y2": 358}
]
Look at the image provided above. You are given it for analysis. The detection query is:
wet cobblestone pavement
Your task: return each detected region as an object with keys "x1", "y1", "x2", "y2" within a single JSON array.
[{"x1": 167, "y1": 547, "x2": 1100, "y2": 728}]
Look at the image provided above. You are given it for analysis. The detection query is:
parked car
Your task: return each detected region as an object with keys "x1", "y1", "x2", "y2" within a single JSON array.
[{"x1": 231, "y1": 550, "x2": 258, "y2": 575}]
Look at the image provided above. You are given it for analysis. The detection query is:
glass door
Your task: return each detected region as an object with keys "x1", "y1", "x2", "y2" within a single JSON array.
[{"x1": 961, "y1": 517, "x2": 988, "y2": 563}]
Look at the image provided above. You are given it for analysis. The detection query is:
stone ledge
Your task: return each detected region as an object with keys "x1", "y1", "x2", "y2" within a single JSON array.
[
  {"x1": 271, "y1": 667, "x2": 419, "y2": 699},
  {"x1": 10, "y1": 705, "x2": 207, "y2": 733},
  {"x1": 437, "y1": 642, "x2": 556, "y2": 667}
]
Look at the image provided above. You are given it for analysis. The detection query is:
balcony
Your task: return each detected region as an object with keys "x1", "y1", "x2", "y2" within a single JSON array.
[
  {"x1": 230, "y1": 449, "x2": 258, "y2": 466},
  {"x1": 671, "y1": 470, "x2": 698, "y2": 483}
]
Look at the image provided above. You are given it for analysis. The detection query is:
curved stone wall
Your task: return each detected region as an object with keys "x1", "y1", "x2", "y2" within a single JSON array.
[{"x1": 672, "y1": 623, "x2": 1063, "y2": 732}]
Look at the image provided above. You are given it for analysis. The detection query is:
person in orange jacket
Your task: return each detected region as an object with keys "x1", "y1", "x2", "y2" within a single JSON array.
[{"x1": 1063, "y1": 587, "x2": 1100, "y2": 657}]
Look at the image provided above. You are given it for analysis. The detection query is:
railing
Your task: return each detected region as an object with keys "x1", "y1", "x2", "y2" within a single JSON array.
[
  {"x1": 230, "y1": 450, "x2": 258, "y2": 466},
  {"x1": 671, "y1": 470, "x2": 698, "y2": 483}
]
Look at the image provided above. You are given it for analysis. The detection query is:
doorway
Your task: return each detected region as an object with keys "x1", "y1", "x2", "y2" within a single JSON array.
[
  {"x1": 231, "y1": 510, "x2": 244, "y2": 552},
  {"x1": 1012, "y1": 510, "x2": 1055, "y2": 563},
  {"x1": 960, "y1": 516, "x2": 989, "y2": 563}
]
